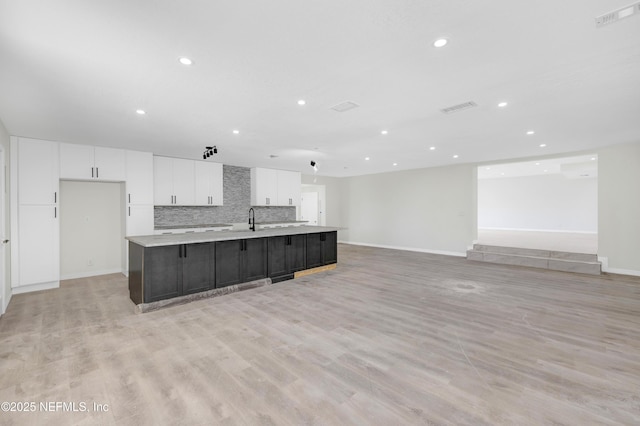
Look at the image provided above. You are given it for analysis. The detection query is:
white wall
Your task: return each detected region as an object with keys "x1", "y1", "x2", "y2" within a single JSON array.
[
  {"x1": 338, "y1": 164, "x2": 477, "y2": 256},
  {"x1": 0, "y1": 118, "x2": 10, "y2": 313},
  {"x1": 478, "y1": 174, "x2": 598, "y2": 232},
  {"x1": 598, "y1": 141, "x2": 640, "y2": 275},
  {"x1": 60, "y1": 181, "x2": 123, "y2": 279}
]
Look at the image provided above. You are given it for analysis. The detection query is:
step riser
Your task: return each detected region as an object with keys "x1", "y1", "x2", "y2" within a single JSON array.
[
  {"x1": 472, "y1": 244, "x2": 597, "y2": 262},
  {"x1": 467, "y1": 250, "x2": 601, "y2": 275}
]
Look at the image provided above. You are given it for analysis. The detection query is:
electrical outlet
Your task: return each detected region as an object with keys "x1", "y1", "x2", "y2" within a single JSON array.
[{"x1": 87, "y1": 259, "x2": 93, "y2": 266}]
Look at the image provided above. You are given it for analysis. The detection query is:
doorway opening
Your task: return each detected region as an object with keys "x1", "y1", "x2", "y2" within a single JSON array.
[
  {"x1": 301, "y1": 184, "x2": 326, "y2": 226},
  {"x1": 59, "y1": 181, "x2": 124, "y2": 279},
  {"x1": 477, "y1": 155, "x2": 598, "y2": 254}
]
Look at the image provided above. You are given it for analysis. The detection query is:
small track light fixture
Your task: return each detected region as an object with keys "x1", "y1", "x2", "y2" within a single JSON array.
[
  {"x1": 310, "y1": 160, "x2": 318, "y2": 172},
  {"x1": 203, "y1": 146, "x2": 218, "y2": 159}
]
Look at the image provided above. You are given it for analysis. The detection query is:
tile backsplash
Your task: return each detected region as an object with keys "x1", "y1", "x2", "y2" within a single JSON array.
[{"x1": 154, "y1": 165, "x2": 295, "y2": 227}]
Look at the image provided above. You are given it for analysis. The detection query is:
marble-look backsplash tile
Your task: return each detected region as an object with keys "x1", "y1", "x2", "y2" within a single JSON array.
[{"x1": 154, "y1": 165, "x2": 295, "y2": 227}]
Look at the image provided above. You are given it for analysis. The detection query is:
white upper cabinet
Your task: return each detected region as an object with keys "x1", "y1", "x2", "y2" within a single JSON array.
[
  {"x1": 195, "y1": 161, "x2": 224, "y2": 206},
  {"x1": 17, "y1": 138, "x2": 59, "y2": 205},
  {"x1": 251, "y1": 168, "x2": 278, "y2": 206},
  {"x1": 125, "y1": 150, "x2": 154, "y2": 205},
  {"x1": 59, "y1": 143, "x2": 125, "y2": 181},
  {"x1": 94, "y1": 147, "x2": 126, "y2": 181},
  {"x1": 153, "y1": 156, "x2": 195, "y2": 205},
  {"x1": 251, "y1": 167, "x2": 300, "y2": 207},
  {"x1": 277, "y1": 170, "x2": 301, "y2": 206}
]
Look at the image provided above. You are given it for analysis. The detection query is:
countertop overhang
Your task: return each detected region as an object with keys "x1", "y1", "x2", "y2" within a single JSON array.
[{"x1": 127, "y1": 225, "x2": 341, "y2": 247}]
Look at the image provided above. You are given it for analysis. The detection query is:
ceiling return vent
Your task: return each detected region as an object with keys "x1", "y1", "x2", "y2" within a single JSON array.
[
  {"x1": 596, "y1": 2, "x2": 640, "y2": 27},
  {"x1": 441, "y1": 101, "x2": 478, "y2": 114},
  {"x1": 331, "y1": 101, "x2": 359, "y2": 112}
]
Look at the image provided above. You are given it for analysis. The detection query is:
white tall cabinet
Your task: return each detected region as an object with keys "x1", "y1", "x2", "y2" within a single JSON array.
[
  {"x1": 125, "y1": 150, "x2": 154, "y2": 273},
  {"x1": 126, "y1": 150, "x2": 154, "y2": 236},
  {"x1": 11, "y1": 137, "x2": 60, "y2": 292}
]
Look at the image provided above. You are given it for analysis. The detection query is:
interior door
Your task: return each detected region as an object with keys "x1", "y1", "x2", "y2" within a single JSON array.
[
  {"x1": 301, "y1": 192, "x2": 319, "y2": 225},
  {"x1": 1, "y1": 148, "x2": 6, "y2": 314}
]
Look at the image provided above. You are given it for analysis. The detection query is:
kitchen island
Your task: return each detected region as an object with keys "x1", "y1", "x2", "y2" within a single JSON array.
[{"x1": 127, "y1": 226, "x2": 338, "y2": 310}]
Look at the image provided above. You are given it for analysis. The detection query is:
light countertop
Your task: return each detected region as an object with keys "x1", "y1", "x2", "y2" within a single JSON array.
[{"x1": 128, "y1": 225, "x2": 340, "y2": 247}]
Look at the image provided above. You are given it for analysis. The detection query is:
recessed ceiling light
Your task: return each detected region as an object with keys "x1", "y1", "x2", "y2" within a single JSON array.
[
  {"x1": 500, "y1": 172, "x2": 505, "y2": 176},
  {"x1": 453, "y1": 154, "x2": 459, "y2": 159},
  {"x1": 297, "y1": 99, "x2": 306, "y2": 106},
  {"x1": 485, "y1": 167, "x2": 491, "y2": 170},
  {"x1": 535, "y1": 162, "x2": 540, "y2": 166},
  {"x1": 429, "y1": 146, "x2": 436, "y2": 151},
  {"x1": 544, "y1": 169, "x2": 548, "y2": 172},
  {"x1": 136, "y1": 109, "x2": 146, "y2": 115},
  {"x1": 434, "y1": 38, "x2": 448, "y2": 48},
  {"x1": 381, "y1": 130, "x2": 388, "y2": 135},
  {"x1": 498, "y1": 102, "x2": 508, "y2": 108},
  {"x1": 527, "y1": 130, "x2": 535, "y2": 135},
  {"x1": 178, "y1": 57, "x2": 193, "y2": 66},
  {"x1": 539, "y1": 144, "x2": 547, "y2": 148},
  {"x1": 232, "y1": 130, "x2": 239, "y2": 134},
  {"x1": 365, "y1": 157, "x2": 370, "y2": 161},
  {"x1": 591, "y1": 157, "x2": 596, "y2": 161},
  {"x1": 392, "y1": 163, "x2": 398, "y2": 166}
]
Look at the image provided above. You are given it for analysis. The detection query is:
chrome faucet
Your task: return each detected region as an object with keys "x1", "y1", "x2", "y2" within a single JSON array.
[{"x1": 248, "y1": 208, "x2": 255, "y2": 232}]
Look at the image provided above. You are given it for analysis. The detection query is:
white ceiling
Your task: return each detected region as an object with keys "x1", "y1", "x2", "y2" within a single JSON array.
[{"x1": 0, "y1": 1, "x2": 639, "y2": 177}]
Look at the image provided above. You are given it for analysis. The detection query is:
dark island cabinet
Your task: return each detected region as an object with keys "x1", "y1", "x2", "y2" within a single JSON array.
[
  {"x1": 129, "y1": 229, "x2": 337, "y2": 306},
  {"x1": 306, "y1": 231, "x2": 337, "y2": 269},
  {"x1": 129, "y1": 242, "x2": 215, "y2": 304},
  {"x1": 268, "y1": 234, "x2": 307, "y2": 282},
  {"x1": 215, "y1": 238, "x2": 268, "y2": 288},
  {"x1": 144, "y1": 245, "x2": 182, "y2": 302},
  {"x1": 182, "y1": 243, "x2": 215, "y2": 295}
]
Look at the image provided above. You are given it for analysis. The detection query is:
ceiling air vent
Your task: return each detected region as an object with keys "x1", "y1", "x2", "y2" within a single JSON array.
[
  {"x1": 441, "y1": 101, "x2": 478, "y2": 114},
  {"x1": 331, "y1": 101, "x2": 359, "y2": 112},
  {"x1": 596, "y1": 2, "x2": 640, "y2": 27}
]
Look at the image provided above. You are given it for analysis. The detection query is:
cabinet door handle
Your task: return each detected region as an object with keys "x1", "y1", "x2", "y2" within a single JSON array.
[
  {"x1": 96, "y1": 167, "x2": 99, "y2": 178},
  {"x1": 128, "y1": 207, "x2": 131, "y2": 216},
  {"x1": 54, "y1": 192, "x2": 57, "y2": 203},
  {"x1": 128, "y1": 193, "x2": 131, "y2": 203},
  {"x1": 54, "y1": 207, "x2": 57, "y2": 218},
  {"x1": 174, "y1": 195, "x2": 176, "y2": 204},
  {"x1": 184, "y1": 244, "x2": 187, "y2": 258},
  {"x1": 91, "y1": 167, "x2": 94, "y2": 178}
]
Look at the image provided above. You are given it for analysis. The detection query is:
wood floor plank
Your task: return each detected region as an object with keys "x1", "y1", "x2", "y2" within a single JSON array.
[{"x1": 1, "y1": 244, "x2": 640, "y2": 425}]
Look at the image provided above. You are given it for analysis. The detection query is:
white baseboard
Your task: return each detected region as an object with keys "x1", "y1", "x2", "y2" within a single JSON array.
[
  {"x1": 12, "y1": 280, "x2": 59, "y2": 294},
  {"x1": 478, "y1": 227, "x2": 597, "y2": 234},
  {"x1": 340, "y1": 240, "x2": 467, "y2": 258},
  {"x1": 600, "y1": 258, "x2": 640, "y2": 277},
  {"x1": 61, "y1": 268, "x2": 123, "y2": 280}
]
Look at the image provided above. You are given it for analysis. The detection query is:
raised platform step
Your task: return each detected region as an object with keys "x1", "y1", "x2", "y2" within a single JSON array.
[{"x1": 467, "y1": 244, "x2": 601, "y2": 275}]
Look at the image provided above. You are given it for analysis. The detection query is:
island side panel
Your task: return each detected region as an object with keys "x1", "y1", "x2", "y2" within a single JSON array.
[{"x1": 129, "y1": 242, "x2": 144, "y2": 305}]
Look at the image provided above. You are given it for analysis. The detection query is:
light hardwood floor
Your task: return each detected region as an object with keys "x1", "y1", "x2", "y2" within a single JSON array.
[{"x1": 1, "y1": 244, "x2": 639, "y2": 425}]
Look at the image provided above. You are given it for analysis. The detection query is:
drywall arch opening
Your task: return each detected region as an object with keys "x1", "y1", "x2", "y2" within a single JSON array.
[{"x1": 477, "y1": 155, "x2": 598, "y2": 254}]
